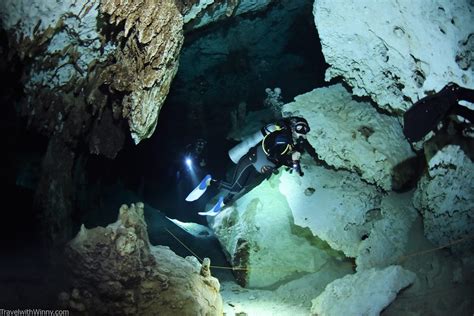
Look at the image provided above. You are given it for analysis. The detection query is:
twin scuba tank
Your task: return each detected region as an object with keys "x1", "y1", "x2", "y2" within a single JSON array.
[{"x1": 228, "y1": 122, "x2": 281, "y2": 164}]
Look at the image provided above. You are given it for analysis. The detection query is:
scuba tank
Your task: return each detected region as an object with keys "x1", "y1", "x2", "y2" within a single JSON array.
[{"x1": 228, "y1": 122, "x2": 280, "y2": 164}]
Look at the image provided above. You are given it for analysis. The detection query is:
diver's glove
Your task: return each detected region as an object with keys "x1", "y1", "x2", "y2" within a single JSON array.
[{"x1": 290, "y1": 152, "x2": 304, "y2": 176}]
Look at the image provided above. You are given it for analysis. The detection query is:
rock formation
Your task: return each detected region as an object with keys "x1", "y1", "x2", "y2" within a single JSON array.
[
  {"x1": 208, "y1": 175, "x2": 335, "y2": 288},
  {"x1": 310, "y1": 265, "x2": 416, "y2": 316},
  {"x1": 61, "y1": 202, "x2": 223, "y2": 315},
  {"x1": 313, "y1": 0, "x2": 474, "y2": 113},
  {"x1": 283, "y1": 84, "x2": 415, "y2": 191},
  {"x1": 181, "y1": 0, "x2": 273, "y2": 30},
  {"x1": 1, "y1": 0, "x2": 473, "y2": 313},
  {"x1": 414, "y1": 143, "x2": 474, "y2": 251}
]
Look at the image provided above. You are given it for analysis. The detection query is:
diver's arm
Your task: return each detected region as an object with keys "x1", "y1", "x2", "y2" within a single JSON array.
[
  {"x1": 291, "y1": 151, "x2": 304, "y2": 176},
  {"x1": 299, "y1": 138, "x2": 319, "y2": 160}
]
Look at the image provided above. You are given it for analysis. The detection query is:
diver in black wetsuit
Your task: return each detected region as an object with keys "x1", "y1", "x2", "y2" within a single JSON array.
[
  {"x1": 174, "y1": 138, "x2": 208, "y2": 184},
  {"x1": 403, "y1": 82, "x2": 474, "y2": 142},
  {"x1": 218, "y1": 116, "x2": 319, "y2": 205}
]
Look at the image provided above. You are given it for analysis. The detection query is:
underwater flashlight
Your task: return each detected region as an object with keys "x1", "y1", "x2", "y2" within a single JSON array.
[
  {"x1": 292, "y1": 160, "x2": 303, "y2": 176},
  {"x1": 185, "y1": 157, "x2": 193, "y2": 168}
]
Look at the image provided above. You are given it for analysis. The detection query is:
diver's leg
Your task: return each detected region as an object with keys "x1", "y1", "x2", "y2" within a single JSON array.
[
  {"x1": 218, "y1": 156, "x2": 258, "y2": 204},
  {"x1": 223, "y1": 167, "x2": 259, "y2": 205}
]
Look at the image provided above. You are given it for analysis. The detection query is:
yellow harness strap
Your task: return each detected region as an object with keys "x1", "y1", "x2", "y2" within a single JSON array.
[{"x1": 262, "y1": 126, "x2": 292, "y2": 157}]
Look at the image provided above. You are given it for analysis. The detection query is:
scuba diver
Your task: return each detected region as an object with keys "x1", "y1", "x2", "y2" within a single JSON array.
[
  {"x1": 185, "y1": 116, "x2": 319, "y2": 216},
  {"x1": 403, "y1": 82, "x2": 474, "y2": 142},
  {"x1": 174, "y1": 138, "x2": 208, "y2": 183}
]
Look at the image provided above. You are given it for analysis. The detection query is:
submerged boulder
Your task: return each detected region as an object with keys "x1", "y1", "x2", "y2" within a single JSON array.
[
  {"x1": 208, "y1": 174, "x2": 334, "y2": 288},
  {"x1": 311, "y1": 265, "x2": 416, "y2": 316},
  {"x1": 279, "y1": 158, "x2": 418, "y2": 271}
]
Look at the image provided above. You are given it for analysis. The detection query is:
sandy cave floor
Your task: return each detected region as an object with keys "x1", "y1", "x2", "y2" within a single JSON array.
[{"x1": 1, "y1": 188, "x2": 471, "y2": 315}]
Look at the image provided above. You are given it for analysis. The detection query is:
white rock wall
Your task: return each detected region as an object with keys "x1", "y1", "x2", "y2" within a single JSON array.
[
  {"x1": 414, "y1": 144, "x2": 474, "y2": 248},
  {"x1": 355, "y1": 191, "x2": 417, "y2": 270},
  {"x1": 313, "y1": 0, "x2": 474, "y2": 112},
  {"x1": 279, "y1": 161, "x2": 381, "y2": 258},
  {"x1": 280, "y1": 158, "x2": 417, "y2": 269},
  {"x1": 311, "y1": 265, "x2": 416, "y2": 316},
  {"x1": 283, "y1": 84, "x2": 415, "y2": 191}
]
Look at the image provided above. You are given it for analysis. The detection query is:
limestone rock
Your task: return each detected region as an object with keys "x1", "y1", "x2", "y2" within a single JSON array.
[
  {"x1": 0, "y1": 0, "x2": 184, "y2": 147},
  {"x1": 313, "y1": 0, "x2": 474, "y2": 113},
  {"x1": 100, "y1": 0, "x2": 184, "y2": 143},
  {"x1": 63, "y1": 202, "x2": 223, "y2": 315},
  {"x1": 208, "y1": 174, "x2": 332, "y2": 288},
  {"x1": 355, "y1": 191, "x2": 417, "y2": 271},
  {"x1": 311, "y1": 265, "x2": 416, "y2": 316},
  {"x1": 182, "y1": 0, "x2": 273, "y2": 30},
  {"x1": 210, "y1": 152, "x2": 418, "y2": 287},
  {"x1": 283, "y1": 84, "x2": 415, "y2": 191},
  {"x1": 414, "y1": 144, "x2": 474, "y2": 251},
  {"x1": 279, "y1": 158, "x2": 417, "y2": 269}
]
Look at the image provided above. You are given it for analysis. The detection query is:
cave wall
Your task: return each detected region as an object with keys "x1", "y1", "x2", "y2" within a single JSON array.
[{"x1": 313, "y1": 0, "x2": 474, "y2": 113}]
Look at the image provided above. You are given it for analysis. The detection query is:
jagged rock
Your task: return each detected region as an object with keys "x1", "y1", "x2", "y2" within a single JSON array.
[
  {"x1": 63, "y1": 202, "x2": 223, "y2": 315},
  {"x1": 313, "y1": 0, "x2": 474, "y2": 113},
  {"x1": 279, "y1": 158, "x2": 417, "y2": 270},
  {"x1": 355, "y1": 191, "x2": 417, "y2": 271},
  {"x1": 0, "y1": 0, "x2": 123, "y2": 156},
  {"x1": 100, "y1": 0, "x2": 184, "y2": 143},
  {"x1": 414, "y1": 144, "x2": 474, "y2": 251},
  {"x1": 0, "y1": 0, "x2": 184, "y2": 146},
  {"x1": 0, "y1": 0, "x2": 184, "y2": 248},
  {"x1": 208, "y1": 173, "x2": 333, "y2": 288},
  {"x1": 279, "y1": 160, "x2": 381, "y2": 259},
  {"x1": 282, "y1": 84, "x2": 415, "y2": 191},
  {"x1": 181, "y1": 0, "x2": 273, "y2": 30},
  {"x1": 310, "y1": 265, "x2": 416, "y2": 316}
]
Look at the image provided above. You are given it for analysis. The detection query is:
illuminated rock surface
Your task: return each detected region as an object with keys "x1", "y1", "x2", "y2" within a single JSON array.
[
  {"x1": 283, "y1": 84, "x2": 415, "y2": 191},
  {"x1": 208, "y1": 174, "x2": 335, "y2": 288}
]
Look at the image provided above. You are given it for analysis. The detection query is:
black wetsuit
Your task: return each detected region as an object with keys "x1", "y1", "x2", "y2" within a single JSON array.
[{"x1": 219, "y1": 126, "x2": 318, "y2": 204}]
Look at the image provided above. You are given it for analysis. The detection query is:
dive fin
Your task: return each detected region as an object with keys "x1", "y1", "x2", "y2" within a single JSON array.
[
  {"x1": 198, "y1": 196, "x2": 224, "y2": 217},
  {"x1": 185, "y1": 174, "x2": 212, "y2": 202},
  {"x1": 403, "y1": 83, "x2": 461, "y2": 142}
]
